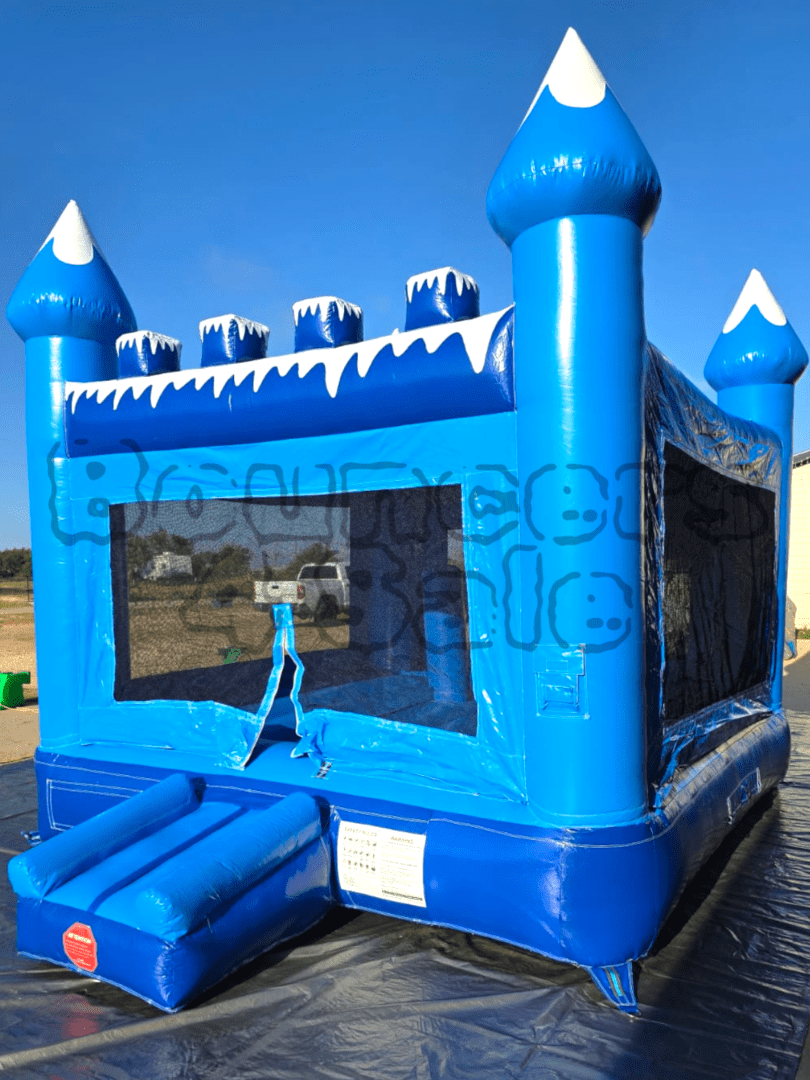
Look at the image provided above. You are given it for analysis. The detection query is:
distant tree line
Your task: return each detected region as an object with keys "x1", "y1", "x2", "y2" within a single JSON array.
[
  {"x1": 126, "y1": 531, "x2": 192, "y2": 580},
  {"x1": 126, "y1": 531, "x2": 253, "y2": 582},
  {"x1": 192, "y1": 545, "x2": 251, "y2": 581},
  {"x1": 0, "y1": 537, "x2": 342, "y2": 584},
  {"x1": 0, "y1": 547, "x2": 32, "y2": 579},
  {"x1": 125, "y1": 532, "x2": 340, "y2": 584},
  {"x1": 262, "y1": 542, "x2": 338, "y2": 582}
]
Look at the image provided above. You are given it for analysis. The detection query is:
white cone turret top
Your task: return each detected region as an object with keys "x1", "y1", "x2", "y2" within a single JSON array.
[
  {"x1": 520, "y1": 28, "x2": 607, "y2": 127},
  {"x1": 38, "y1": 200, "x2": 102, "y2": 266},
  {"x1": 705, "y1": 268, "x2": 807, "y2": 391},
  {"x1": 7, "y1": 198, "x2": 135, "y2": 344},
  {"x1": 722, "y1": 269, "x2": 787, "y2": 334}
]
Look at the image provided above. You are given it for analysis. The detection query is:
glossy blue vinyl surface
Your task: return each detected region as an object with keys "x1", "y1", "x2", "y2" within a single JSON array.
[
  {"x1": 294, "y1": 298, "x2": 363, "y2": 351},
  {"x1": 47, "y1": 800, "x2": 243, "y2": 912},
  {"x1": 48, "y1": 413, "x2": 527, "y2": 800},
  {"x1": 404, "y1": 269, "x2": 480, "y2": 331},
  {"x1": 705, "y1": 304, "x2": 808, "y2": 391},
  {"x1": 64, "y1": 307, "x2": 515, "y2": 456},
  {"x1": 112, "y1": 791, "x2": 324, "y2": 940},
  {"x1": 706, "y1": 301, "x2": 808, "y2": 714},
  {"x1": 10, "y1": 776, "x2": 333, "y2": 1009},
  {"x1": 8, "y1": 772, "x2": 201, "y2": 898},
  {"x1": 24, "y1": 335, "x2": 118, "y2": 752},
  {"x1": 510, "y1": 213, "x2": 647, "y2": 824},
  {"x1": 16, "y1": 828, "x2": 334, "y2": 1011},
  {"x1": 486, "y1": 83, "x2": 661, "y2": 248},
  {"x1": 18, "y1": 285, "x2": 791, "y2": 828},
  {"x1": 200, "y1": 316, "x2": 268, "y2": 367},
  {"x1": 644, "y1": 343, "x2": 782, "y2": 790},
  {"x1": 117, "y1": 332, "x2": 181, "y2": 378},
  {"x1": 7, "y1": 235, "x2": 136, "y2": 348},
  {"x1": 14, "y1": 710, "x2": 786, "y2": 1001}
]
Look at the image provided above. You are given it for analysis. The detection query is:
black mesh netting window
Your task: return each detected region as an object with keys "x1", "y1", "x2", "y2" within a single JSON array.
[
  {"x1": 110, "y1": 485, "x2": 476, "y2": 736},
  {"x1": 661, "y1": 442, "x2": 777, "y2": 722}
]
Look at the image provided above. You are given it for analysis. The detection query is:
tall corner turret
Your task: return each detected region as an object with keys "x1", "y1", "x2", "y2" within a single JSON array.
[
  {"x1": 706, "y1": 269, "x2": 808, "y2": 712},
  {"x1": 492, "y1": 29, "x2": 659, "y2": 827},
  {"x1": 486, "y1": 27, "x2": 661, "y2": 248},
  {"x1": 8, "y1": 201, "x2": 137, "y2": 754},
  {"x1": 7, "y1": 200, "x2": 136, "y2": 381}
]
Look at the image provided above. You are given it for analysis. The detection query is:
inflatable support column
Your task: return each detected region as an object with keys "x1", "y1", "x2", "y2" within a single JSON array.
[
  {"x1": 487, "y1": 29, "x2": 661, "y2": 825},
  {"x1": 705, "y1": 271, "x2": 809, "y2": 708},
  {"x1": 6, "y1": 202, "x2": 136, "y2": 751}
]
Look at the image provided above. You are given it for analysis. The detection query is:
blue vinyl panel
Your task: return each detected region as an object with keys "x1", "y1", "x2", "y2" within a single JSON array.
[
  {"x1": 48, "y1": 801, "x2": 243, "y2": 911},
  {"x1": 62, "y1": 411, "x2": 527, "y2": 806}
]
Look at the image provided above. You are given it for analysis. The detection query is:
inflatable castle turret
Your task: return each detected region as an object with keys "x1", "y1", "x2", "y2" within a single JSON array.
[
  {"x1": 487, "y1": 27, "x2": 661, "y2": 825},
  {"x1": 706, "y1": 270, "x2": 809, "y2": 707},
  {"x1": 6, "y1": 202, "x2": 137, "y2": 750},
  {"x1": 5, "y1": 30, "x2": 807, "y2": 1016}
]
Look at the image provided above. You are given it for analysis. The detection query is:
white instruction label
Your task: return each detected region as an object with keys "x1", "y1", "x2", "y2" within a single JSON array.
[{"x1": 337, "y1": 821, "x2": 427, "y2": 907}]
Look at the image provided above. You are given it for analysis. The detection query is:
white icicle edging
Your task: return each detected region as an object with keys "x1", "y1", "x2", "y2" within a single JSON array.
[
  {"x1": 520, "y1": 27, "x2": 607, "y2": 128},
  {"x1": 65, "y1": 307, "x2": 511, "y2": 413},
  {"x1": 722, "y1": 269, "x2": 787, "y2": 334},
  {"x1": 38, "y1": 200, "x2": 104, "y2": 266},
  {"x1": 406, "y1": 267, "x2": 479, "y2": 303},
  {"x1": 116, "y1": 331, "x2": 182, "y2": 357},
  {"x1": 292, "y1": 297, "x2": 363, "y2": 325},
  {"x1": 198, "y1": 314, "x2": 271, "y2": 343}
]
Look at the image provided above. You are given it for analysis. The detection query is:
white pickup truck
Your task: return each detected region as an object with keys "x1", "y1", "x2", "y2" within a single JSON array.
[{"x1": 254, "y1": 563, "x2": 350, "y2": 622}]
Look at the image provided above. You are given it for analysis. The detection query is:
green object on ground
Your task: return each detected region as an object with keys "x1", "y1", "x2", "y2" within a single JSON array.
[
  {"x1": 0, "y1": 671, "x2": 31, "y2": 709},
  {"x1": 217, "y1": 647, "x2": 243, "y2": 665}
]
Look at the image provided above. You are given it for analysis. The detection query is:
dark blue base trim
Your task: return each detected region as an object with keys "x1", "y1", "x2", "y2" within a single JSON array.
[{"x1": 21, "y1": 712, "x2": 789, "y2": 1010}]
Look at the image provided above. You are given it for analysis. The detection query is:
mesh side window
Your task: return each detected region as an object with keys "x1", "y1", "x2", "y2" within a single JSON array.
[
  {"x1": 662, "y1": 442, "x2": 776, "y2": 722},
  {"x1": 110, "y1": 485, "x2": 475, "y2": 735}
]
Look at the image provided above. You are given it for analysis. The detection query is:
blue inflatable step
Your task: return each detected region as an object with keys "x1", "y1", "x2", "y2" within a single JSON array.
[{"x1": 7, "y1": 774, "x2": 334, "y2": 1011}]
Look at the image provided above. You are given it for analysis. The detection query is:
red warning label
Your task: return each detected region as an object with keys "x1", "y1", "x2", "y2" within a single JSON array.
[{"x1": 62, "y1": 922, "x2": 98, "y2": 972}]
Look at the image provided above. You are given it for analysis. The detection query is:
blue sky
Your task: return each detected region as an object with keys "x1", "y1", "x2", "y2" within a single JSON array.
[{"x1": 2, "y1": 0, "x2": 809, "y2": 549}]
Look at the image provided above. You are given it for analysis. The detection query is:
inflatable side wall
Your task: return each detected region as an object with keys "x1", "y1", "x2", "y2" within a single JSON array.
[{"x1": 5, "y1": 29, "x2": 807, "y2": 1013}]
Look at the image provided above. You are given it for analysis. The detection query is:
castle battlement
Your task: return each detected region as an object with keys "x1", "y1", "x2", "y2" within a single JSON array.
[{"x1": 64, "y1": 303, "x2": 513, "y2": 455}]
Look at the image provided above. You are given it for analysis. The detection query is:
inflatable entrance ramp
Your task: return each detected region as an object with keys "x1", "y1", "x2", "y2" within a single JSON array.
[{"x1": 7, "y1": 774, "x2": 333, "y2": 1011}]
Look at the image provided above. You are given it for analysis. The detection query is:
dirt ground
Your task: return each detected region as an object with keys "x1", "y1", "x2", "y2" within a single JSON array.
[
  {"x1": 128, "y1": 599, "x2": 348, "y2": 679},
  {"x1": 0, "y1": 588, "x2": 38, "y2": 764},
  {"x1": 0, "y1": 591, "x2": 352, "y2": 763},
  {"x1": 2, "y1": 588, "x2": 809, "y2": 764}
]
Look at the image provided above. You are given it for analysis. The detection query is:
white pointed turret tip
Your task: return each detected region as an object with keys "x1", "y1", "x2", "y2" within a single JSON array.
[
  {"x1": 722, "y1": 269, "x2": 787, "y2": 334},
  {"x1": 38, "y1": 199, "x2": 102, "y2": 266},
  {"x1": 520, "y1": 28, "x2": 607, "y2": 126}
]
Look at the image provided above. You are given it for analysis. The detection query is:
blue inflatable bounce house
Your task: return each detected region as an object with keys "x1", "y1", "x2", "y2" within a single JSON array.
[{"x1": 6, "y1": 30, "x2": 808, "y2": 1013}]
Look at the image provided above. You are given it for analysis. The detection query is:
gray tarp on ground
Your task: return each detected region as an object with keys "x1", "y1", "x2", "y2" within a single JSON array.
[{"x1": 4, "y1": 713, "x2": 810, "y2": 1078}]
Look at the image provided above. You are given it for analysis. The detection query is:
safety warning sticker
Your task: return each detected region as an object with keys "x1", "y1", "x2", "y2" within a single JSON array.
[
  {"x1": 337, "y1": 821, "x2": 427, "y2": 907},
  {"x1": 62, "y1": 922, "x2": 98, "y2": 972}
]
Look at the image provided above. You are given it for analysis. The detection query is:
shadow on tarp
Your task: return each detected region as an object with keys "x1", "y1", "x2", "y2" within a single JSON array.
[{"x1": 3, "y1": 720, "x2": 810, "y2": 1079}]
